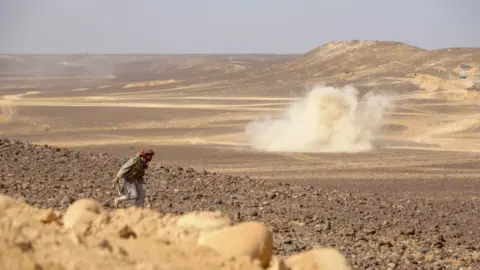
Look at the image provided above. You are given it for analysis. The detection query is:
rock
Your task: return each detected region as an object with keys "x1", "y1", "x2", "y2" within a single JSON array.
[
  {"x1": 63, "y1": 198, "x2": 105, "y2": 233},
  {"x1": 197, "y1": 221, "x2": 273, "y2": 268},
  {"x1": 97, "y1": 239, "x2": 113, "y2": 252},
  {"x1": 0, "y1": 248, "x2": 40, "y2": 270},
  {"x1": 434, "y1": 234, "x2": 445, "y2": 243},
  {"x1": 68, "y1": 231, "x2": 85, "y2": 246},
  {"x1": 118, "y1": 225, "x2": 137, "y2": 239},
  {"x1": 14, "y1": 195, "x2": 27, "y2": 203},
  {"x1": 36, "y1": 209, "x2": 60, "y2": 224},
  {"x1": 284, "y1": 244, "x2": 300, "y2": 254},
  {"x1": 0, "y1": 194, "x2": 21, "y2": 212},
  {"x1": 1, "y1": 138, "x2": 480, "y2": 269},
  {"x1": 117, "y1": 246, "x2": 128, "y2": 256},
  {"x1": 176, "y1": 211, "x2": 231, "y2": 232},
  {"x1": 15, "y1": 240, "x2": 33, "y2": 252},
  {"x1": 285, "y1": 248, "x2": 351, "y2": 270},
  {"x1": 344, "y1": 227, "x2": 355, "y2": 236},
  {"x1": 268, "y1": 256, "x2": 288, "y2": 270},
  {"x1": 386, "y1": 262, "x2": 396, "y2": 269},
  {"x1": 405, "y1": 227, "x2": 415, "y2": 236},
  {"x1": 60, "y1": 194, "x2": 74, "y2": 206}
]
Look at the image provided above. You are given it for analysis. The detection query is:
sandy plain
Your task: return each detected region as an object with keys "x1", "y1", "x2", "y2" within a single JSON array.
[{"x1": 1, "y1": 41, "x2": 480, "y2": 187}]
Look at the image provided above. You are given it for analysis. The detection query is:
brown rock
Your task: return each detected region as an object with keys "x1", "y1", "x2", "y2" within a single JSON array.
[
  {"x1": 15, "y1": 240, "x2": 33, "y2": 252},
  {"x1": 285, "y1": 248, "x2": 351, "y2": 270},
  {"x1": 268, "y1": 256, "x2": 289, "y2": 270},
  {"x1": 0, "y1": 246, "x2": 41, "y2": 270},
  {"x1": 176, "y1": 211, "x2": 231, "y2": 232},
  {"x1": 62, "y1": 198, "x2": 105, "y2": 232},
  {"x1": 197, "y1": 221, "x2": 273, "y2": 268},
  {"x1": 68, "y1": 231, "x2": 85, "y2": 246},
  {"x1": 60, "y1": 194, "x2": 74, "y2": 206},
  {"x1": 37, "y1": 209, "x2": 60, "y2": 224},
  {"x1": 97, "y1": 239, "x2": 113, "y2": 252},
  {"x1": 0, "y1": 194, "x2": 21, "y2": 212},
  {"x1": 118, "y1": 225, "x2": 137, "y2": 239}
]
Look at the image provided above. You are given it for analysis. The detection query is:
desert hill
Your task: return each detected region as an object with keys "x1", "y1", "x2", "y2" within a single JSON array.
[
  {"x1": 233, "y1": 41, "x2": 480, "y2": 93},
  {"x1": 2, "y1": 41, "x2": 479, "y2": 95},
  {"x1": 0, "y1": 54, "x2": 293, "y2": 81},
  {"x1": 0, "y1": 53, "x2": 294, "y2": 99},
  {"x1": 2, "y1": 41, "x2": 478, "y2": 82}
]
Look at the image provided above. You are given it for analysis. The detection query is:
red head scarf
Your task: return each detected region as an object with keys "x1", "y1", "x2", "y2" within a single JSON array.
[{"x1": 139, "y1": 149, "x2": 155, "y2": 160}]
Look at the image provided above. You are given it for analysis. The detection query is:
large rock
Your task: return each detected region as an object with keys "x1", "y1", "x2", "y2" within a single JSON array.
[
  {"x1": 197, "y1": 221, "x2": 273, "y2": 268},
  {"x1": 175, "y1": 211, "x2": 231, "y2": 231},
  {"x1": 0, "y1": 193, "x2": 353, "y2": 270},
  {"x1": 0, "y1": 246, "x2": 40, "y2": 270},
  {"x1": 0, "y1": 194, "x2": 22, "y2": 212},
  {"x1": 63, "y1": 198, "x2": 105, "y2": 233},
  {"x1": 285, "y1": 248, "x2": 351, "y2": 270},
  {"x1": 267, "y1": 256, "x2": 289, "y2": 270},
  {"x1": 154, "y1": 211, "x2": 233, "y2": 244}
]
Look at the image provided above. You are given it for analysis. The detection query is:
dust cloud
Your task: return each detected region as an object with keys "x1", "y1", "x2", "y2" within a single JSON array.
[
  {"x1": 0, "y1": 100, "x2": 16, "y2": 122},
  {"x1": 245, "y1": 84, "x2": 393, "y2": 153}
]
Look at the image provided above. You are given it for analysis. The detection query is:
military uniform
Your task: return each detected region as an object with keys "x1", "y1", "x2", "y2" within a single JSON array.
[{"x1": 114, "y1": 154, "x2": 149, "y2": 207}]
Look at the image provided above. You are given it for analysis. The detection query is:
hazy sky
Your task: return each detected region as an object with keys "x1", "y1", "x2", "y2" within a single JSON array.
[{"x1": 1, "y1": 0, "x2": 478, "y2": 54}]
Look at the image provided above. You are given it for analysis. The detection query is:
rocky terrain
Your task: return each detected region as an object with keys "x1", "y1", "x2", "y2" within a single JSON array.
[
  {"x1": 1, "y1": 137, "x2": 480, "y2": 269},
  {"x1": 1, "y1": 192, "x2": 351, "y2": 270}
]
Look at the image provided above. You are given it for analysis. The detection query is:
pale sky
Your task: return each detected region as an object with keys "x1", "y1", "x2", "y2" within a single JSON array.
[{"x1": 1, "y1": 0, "x2": 478, "y2": 54}]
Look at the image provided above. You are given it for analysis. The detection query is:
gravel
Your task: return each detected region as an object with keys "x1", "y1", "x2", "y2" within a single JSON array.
[{"x1": 1, "y1": 137, "x2": 479, "y2": 269}]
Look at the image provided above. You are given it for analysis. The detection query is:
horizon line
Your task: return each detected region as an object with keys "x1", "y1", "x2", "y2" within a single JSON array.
[{"x1": 1, "y1": 39, "x2": 480, "y2": 55}]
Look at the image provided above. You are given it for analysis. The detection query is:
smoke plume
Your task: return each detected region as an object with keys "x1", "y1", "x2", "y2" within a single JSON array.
[{"x1": 245, "y1": 84, "x2": 393, "y2": 153}]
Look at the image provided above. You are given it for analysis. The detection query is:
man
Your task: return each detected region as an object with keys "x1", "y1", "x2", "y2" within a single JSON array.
[{"x1": 112, "y1": 149, "x2": 155, "y2": 208}]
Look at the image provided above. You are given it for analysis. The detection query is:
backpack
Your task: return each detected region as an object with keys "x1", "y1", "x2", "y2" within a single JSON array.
[{"x1": 124, "y1": 155, "x2": 147, "y2": 180}]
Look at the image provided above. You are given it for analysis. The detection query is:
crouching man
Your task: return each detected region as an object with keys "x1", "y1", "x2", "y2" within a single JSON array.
[{"x1": 112, "y1": 149, "x2": 155, "y2": 208}]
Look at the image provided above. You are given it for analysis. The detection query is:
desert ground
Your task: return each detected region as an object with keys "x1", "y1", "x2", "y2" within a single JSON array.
[{"x1": 1, "y1": 40, "x2": 480, "y2": 269}]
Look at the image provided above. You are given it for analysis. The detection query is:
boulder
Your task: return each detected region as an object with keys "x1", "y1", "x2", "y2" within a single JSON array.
[
  {"x1": 176, "y1": 211, "x2": 231, "y2": 231},
  {"x1": 267, "y1": 256, "x2": 289, "y2": 270},
  {"x1": 0, "y1": 194, "x2": 22, "y2": 212},
  {"x1": 63, "y1": 198, "x2": 105, "y2": 233},
  {"x1": 285, "y1": 248, "x2": 351, "y2": 270},
  {"x1": 197, "y1": 221, "x2": 273, "y2": 268}
]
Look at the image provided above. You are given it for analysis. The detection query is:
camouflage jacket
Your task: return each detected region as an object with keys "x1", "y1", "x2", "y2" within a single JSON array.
[{"x1": 116, "y1": 155, "x2": 148, "y2": 182}]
